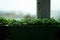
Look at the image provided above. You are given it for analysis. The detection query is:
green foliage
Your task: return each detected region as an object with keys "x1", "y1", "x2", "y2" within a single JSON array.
[
  {"x1": 0, "y1": 18, "x2": 8, "y2": 26},
  {"x1": 0, "y1": 18, "x2": 59, "y2": 27}
]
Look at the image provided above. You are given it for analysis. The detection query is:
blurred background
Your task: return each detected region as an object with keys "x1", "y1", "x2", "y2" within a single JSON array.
[
  {"x1": 0, "y1": 0, "x2": 37, "y2": 20},
  {"x1": 0, "y1": 0, "x2": 60, "y2": 20},
  {"x1": 51, "y1": 0, "x2": 60, "y2": 21}
]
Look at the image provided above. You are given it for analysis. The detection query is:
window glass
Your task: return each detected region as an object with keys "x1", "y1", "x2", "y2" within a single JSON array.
[
  {"x1": 51, "y1": 0, "x2": 60, "y2": 21},
  {"x1": 0, "y1": 0, "x2": 37, "y2": 20}
]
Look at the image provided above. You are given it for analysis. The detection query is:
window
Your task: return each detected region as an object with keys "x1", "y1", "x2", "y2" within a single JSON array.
[
  {"x1": 0, "y1": 0, "x2": 37, "y2": 20},
  {"x1": 51, "y1": 0, "x2": 60, "y2": 21}
]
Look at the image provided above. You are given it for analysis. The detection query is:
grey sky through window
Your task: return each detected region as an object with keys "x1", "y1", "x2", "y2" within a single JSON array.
[
  {"x1": 51, "y1": 0, "x2": 60, "y2": 10},
  {"x1": 0, "y1": 0, "x2": 36, "y2": 15},
  {"x1": 51, "y1": 0, "x2": 60, "y2": 20}
]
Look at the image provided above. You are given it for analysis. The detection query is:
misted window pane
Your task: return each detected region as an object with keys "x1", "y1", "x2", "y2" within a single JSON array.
[
  {"x1": 0, "y1": 0, "x2": 37, "y2": 20},
  {"x1": 51, "y1": 0, "x2": 60, "y2": 21}
]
